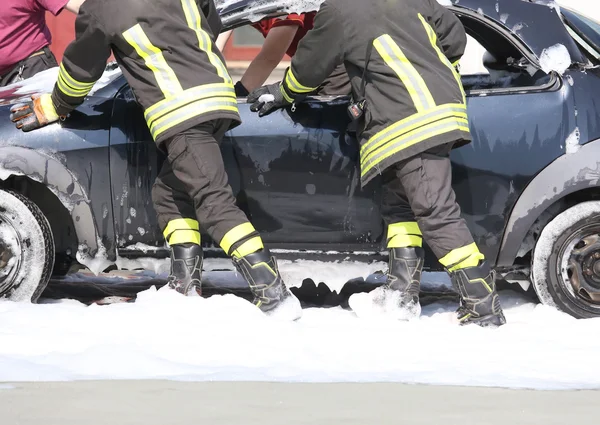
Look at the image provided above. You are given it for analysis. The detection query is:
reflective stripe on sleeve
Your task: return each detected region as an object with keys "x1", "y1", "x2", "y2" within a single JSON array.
[
  {"x1": 56, "y1": 63, "x2": 96, "y2": 98},
  {"x1": 284, "y1": 68, "x2": 318, "y2": 94},
  {"x1": 181, "y1": 0, "x2": 232, "y2": 84}
]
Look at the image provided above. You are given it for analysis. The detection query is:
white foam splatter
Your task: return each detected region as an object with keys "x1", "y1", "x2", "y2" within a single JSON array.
[
  {"x1": 565, "y1": 127, "x2": 581, "y2": 154},
  {"x1": 539, "y1": 44, "x2": 571, "y2": 75}
]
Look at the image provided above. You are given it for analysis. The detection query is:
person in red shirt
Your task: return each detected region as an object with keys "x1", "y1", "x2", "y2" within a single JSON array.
[
  {"x1": 0, "y1": 0, "x2": 84, "y2": 87},
  {"x1": 234, "y1": 13, "x2": 350, "y2": 97}
]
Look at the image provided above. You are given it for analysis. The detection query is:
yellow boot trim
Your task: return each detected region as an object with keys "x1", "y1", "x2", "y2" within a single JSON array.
[
  {"x1": 231, "y1": 236, "x2": 264, "y2": 259},
  {"x1": 439, "y1": 243, "x2": 485, "y2": 272},
  {"x1": 220, "y1": 222, "x2": 257, "y2": 255},
  {"x1": 387, "y1": 222, "x2": 422, "y2": 248},
  {"x1": 168, "y1": 229, "x2": 201, "y2": 245}
]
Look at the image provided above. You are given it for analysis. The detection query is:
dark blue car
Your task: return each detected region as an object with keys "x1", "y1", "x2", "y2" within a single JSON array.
[{"x1": 1, "y1": 0, "x2": 600, "y2": 319}]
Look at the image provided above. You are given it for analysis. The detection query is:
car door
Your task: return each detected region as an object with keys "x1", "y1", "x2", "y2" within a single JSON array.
[{"x1": 228, "y1": 97, "x2": 384, "y2": 252}]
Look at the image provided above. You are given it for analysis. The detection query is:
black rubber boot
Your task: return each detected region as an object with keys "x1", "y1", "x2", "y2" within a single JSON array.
[
  {"x1": 233, "y1": 248, "x2": 298, "y2": 315},
  {"x1": 449, "y1": 260, "x2": 506, "y2": 327},
  {"x1": 386, "y1": 247, "x2": 425, "y2": 307},
  {"x1": 167, "y1": 243, "x2": 203, "y2": 296}
]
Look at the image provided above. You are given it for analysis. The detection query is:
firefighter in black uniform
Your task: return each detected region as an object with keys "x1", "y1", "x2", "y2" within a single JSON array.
[
  {"x1": 9, "y1": 0, "x2": 301, "y2": 319},
  {"x1": 248, "y1": 0, "x2": 506, "y2": 327}
]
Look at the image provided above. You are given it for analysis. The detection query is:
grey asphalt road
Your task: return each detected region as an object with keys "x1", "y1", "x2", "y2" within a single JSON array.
[{"x1": 0, "y1": 381, "x2": 596, "y2": 425}]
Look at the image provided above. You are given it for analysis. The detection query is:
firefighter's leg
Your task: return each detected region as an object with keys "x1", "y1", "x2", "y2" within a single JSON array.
[
  {"x1": 152, "y1": 154, "x2": 203, "y2": 296},
  {"x1": 154, "y1": 119, "x2": 300, "y2": 317},
  {"x1": 374, "y1": 168, "x2": 426, "y2": 319},
  {"x1": 395, "y1": 143, "x2": 506, "y2": 327}
]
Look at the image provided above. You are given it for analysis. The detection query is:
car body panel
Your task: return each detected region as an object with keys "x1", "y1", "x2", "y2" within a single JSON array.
[{"x1": 0, "y1": 0, "x2": 597, "y2": 277}]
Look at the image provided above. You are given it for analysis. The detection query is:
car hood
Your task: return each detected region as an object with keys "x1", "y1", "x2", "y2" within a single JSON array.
[{"x1": 0, "y1": 65, "x2": 123, "y2": 108}]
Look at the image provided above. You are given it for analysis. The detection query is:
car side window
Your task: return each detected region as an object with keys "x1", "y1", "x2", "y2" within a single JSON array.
[{"x1": 457, "y1": 14, "x2": 555, "y2": 94}]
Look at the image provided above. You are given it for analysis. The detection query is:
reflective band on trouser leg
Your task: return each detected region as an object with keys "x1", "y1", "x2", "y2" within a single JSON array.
[
  {"x1": 373, "y1": 34, "x2": 436, "y2": 113},
  {"x1": 149, "y1": 97, "x2": 238, "y2": 141},
  {"x1": 387, "y1": 222, "x2": 422, "y2": 248},
  {"x1": 439, "y1": 242, "x2": 485, "y2": 272},
  {"x1": 163, "y1": 218, "x2": 200, "y2": 245},
  {"x1": 123, "y1": 24, "x2": 183, "y2": 97},
  {"x1": 181, "y1": 0, "x2": 232, "y2": 84},
  {"x1": 360, "y1": 103, "x2": 467, "y2": 165},
  {"x1": 284, "y1": 68, "x2": 318, "y2": 94},
  {"x1": 418, "y1": 14, "x2": 466, "y2": 104},
  {"x1": 220, "y1": 222, "x2": 263, "y2": 258},
  {"x1": 56, "y1": 63, "x2": 95, "y2": 98},
  {"x1": 361, "y1": 116, "x2": 469, "y2": 178},
  {"x1": 232, "y1": 237, "x2": 264, "y2": 258}
]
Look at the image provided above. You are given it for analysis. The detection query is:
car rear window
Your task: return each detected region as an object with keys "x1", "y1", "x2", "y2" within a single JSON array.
[{"x1": 561, "y1": 7, "x2": 600, "y2": 56}]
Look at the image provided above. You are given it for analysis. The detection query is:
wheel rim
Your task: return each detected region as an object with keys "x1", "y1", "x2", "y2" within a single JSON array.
[
  {"x1": 558, "y1": 223, "x2": 600, "y2": 307},
  {"x1": 0, "y1": 213, "x2": 22, "y2": 295}
]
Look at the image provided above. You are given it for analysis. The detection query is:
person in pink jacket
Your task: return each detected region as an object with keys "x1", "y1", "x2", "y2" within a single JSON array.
[{"x1": 0, "y1": 0, "x2": 84, "y2": 86}]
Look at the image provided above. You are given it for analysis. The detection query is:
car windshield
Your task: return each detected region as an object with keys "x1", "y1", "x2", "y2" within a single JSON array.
[{"x1": 561, "y1": 7, "x2": 600, "y2": 57}]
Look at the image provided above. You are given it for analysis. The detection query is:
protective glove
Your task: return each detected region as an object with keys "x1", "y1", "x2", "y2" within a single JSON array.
[
  {"x1": 247, "y1": 82, "x2": 292, "y2": 117},
  {"x1": 10, "y1": 93, "x2": 62, "y2": 132},
  {"x1": 234, "y1": 81, "x2": 249, "y2": 97}
]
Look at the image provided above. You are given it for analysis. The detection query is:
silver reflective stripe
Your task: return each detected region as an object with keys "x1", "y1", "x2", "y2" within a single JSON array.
[
  {"x1": 151, "y1": 98, "x2": 238, "y2": 138},
  {"x1": 181, "y1": 0, "x2": 231, "y2": 83},
  {"x1": 145, "y1": 84, "x2": 235, "y2": 124},
  {"x1": 374, "y1": 35, "x2": 436, "y2": 112},
  {"x1": 362, "y1": 119, "x2": 468, "y2": 173},
  {"x1": 123, "y1": 24, "x2": 182, "y2": 97},
  {"x1": 361, "y1": 105, "x2": 467, "y2": 157}
]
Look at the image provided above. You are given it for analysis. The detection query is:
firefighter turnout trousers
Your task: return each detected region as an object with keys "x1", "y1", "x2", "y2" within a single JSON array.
[
  {"x1": 381, "y1": 142, "x2": 483, "y2": 271},
  {"x1": 152, "y1": 119, "x2": 263, "y2": 258}
]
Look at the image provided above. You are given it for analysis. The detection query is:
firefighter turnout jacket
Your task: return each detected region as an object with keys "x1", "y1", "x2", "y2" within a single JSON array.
[
  {"x1": 280, "y1": 0, "x2": 470, "y2": 186},
  {"x1": 50, "y1": 0, "x2": 240, "y2": 145}
]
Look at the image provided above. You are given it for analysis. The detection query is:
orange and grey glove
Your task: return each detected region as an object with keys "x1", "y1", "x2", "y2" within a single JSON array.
[{"x1": 10, "y1": 93, "x2": 63, "y2": 132}]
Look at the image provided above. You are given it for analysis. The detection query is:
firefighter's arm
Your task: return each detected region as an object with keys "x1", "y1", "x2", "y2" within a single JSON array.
[
  {"x1": 200, "y1": 0, "x2": 223, "y2": 41},
  {"x1": 429, "y1": 0, "x2": 467, "y2": 68},
  {"x1": 247, "y1": 2, "x2": 344, "y2": 116},
  {"x1": 10, "y1": 7, "x2": 111, "y2": 132},
  {"x1": 283, "y1": 2, "x2": 344, "y2": 100},
  {"x1": 51, "y1": 8, "x2": 112, "y2": 117}
]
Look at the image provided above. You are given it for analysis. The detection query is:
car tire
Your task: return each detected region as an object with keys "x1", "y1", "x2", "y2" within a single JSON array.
[
  {"x1": 0, "y1": 189, "x2": 55, "y2": 303},
  {"x1": 531, "y1": 201, "x2": 600, "y2": 319}
]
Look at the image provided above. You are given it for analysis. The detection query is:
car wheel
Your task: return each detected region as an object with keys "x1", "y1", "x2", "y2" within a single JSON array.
[
  {"x1": 0, "y1": 189, "x2": 55, "y2": 302},
  {"x1": 531, "y1": 201, "x2": 600, "y2": 318}
]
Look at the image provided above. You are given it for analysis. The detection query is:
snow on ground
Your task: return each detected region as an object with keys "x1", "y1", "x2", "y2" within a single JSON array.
[{"x1": 1, "y1": 281, "x2": 600, "y2": 390}]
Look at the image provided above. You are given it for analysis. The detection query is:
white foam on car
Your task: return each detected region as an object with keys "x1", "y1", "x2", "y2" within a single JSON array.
[
  {"x1": 258, "y1": 94, "x2": 275, "y2": 103},
  {"x1": 539, "y1": 44, "x2": 571, "y2": 75},
  {"x1": 565, "y1": 127, "x2": 581, "y2": 154}
]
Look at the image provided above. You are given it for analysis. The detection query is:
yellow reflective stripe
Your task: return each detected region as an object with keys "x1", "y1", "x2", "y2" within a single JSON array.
[
  {"x1": 232, "y1": 236, "x2": 264, "y2": 258},
  {"x1": 181, "y1": 0, "x2": 231, "y2": 84},
  {"x1": 150, "y1": 97, "x2": 238, "y2": 140},
  {"x1": 419, "y1": 14, "x2": 466, "y2": 104},
  {"x1": 56, "y1": 63, "x2": 95, "y2": 98},
  {"x1": 360, "y1": 104, "x2": 467, "y2": 167},
  {"x1": 163, "y1": 218, "x2": 199, "y2": 239},
  {"x1": 220, "y1": 222, "x2": 256, "y2": 255},
  {"x1": 123, "y1": 24, "x2": 182, "y2": 97},
  {"x1": 387, "y1": 234, "x2": 422, "y2": 248},
  {"x1": 144, "y1": 83, "x2": 235, "y2": 125},
  {"x1": 469, "y1": 277, "x2": 492, "y2": 293},
  {"x1": 387, "y1": 222, "x2": 422, "y2": 248},
  {"x1": 285, "y1": 68, "x2": 317, "y2": 94},
  {"x1": 374, "y1": 34, "x2": 436, "y2": 113},
  {"x1": 58, "y1": 63, "x2": 95, "y2": 90},
  {"x1": 361, "y1": 117, "x2": 469, "y2": 178},
  {"x1": 280, "y1": 84, "x2": 293, "y2": 103},
  {"x1": 388, "y1": 222, "x2": 422, "y2": 237},
  {"x1": 439, "y1": 243, "x2": 482, "y2": 268},
  {"x1": 168, "y1": 229, "x2": 201, "y2": 245}
]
